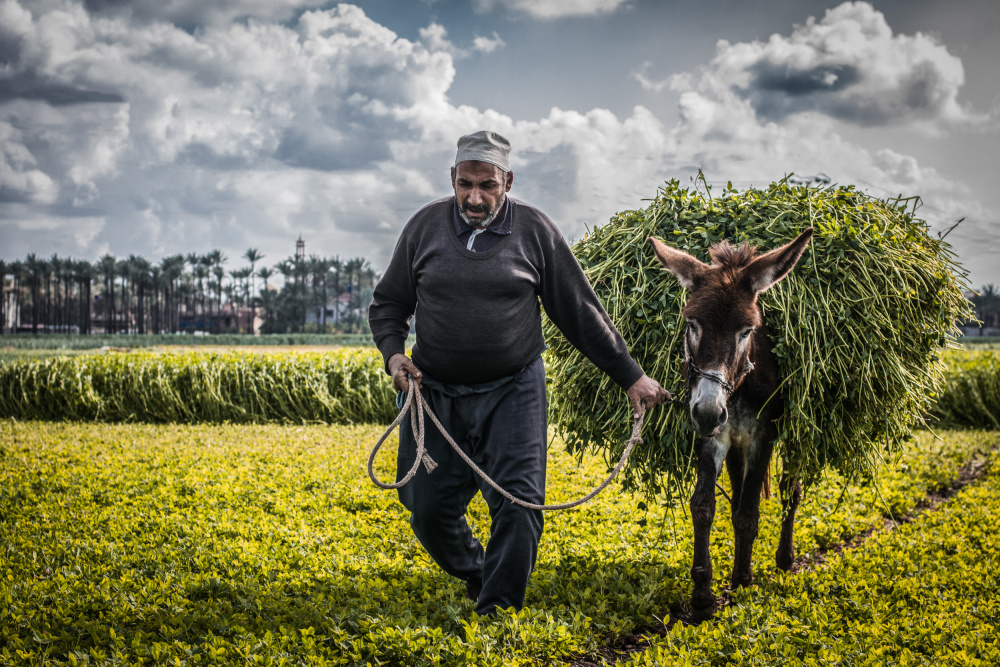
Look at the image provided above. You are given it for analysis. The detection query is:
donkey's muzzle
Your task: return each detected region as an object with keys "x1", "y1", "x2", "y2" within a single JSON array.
[
  {"x1": 690, "y1": 376, "x2": 729, "y2": 436},
  {"x1": 691, "y1": 401, "x2": 728, "y2": 436}
]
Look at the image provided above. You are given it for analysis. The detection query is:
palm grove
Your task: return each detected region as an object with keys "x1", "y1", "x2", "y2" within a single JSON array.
[{"x1": 0, "y1": 247, "x2": 379, "y2": 336}]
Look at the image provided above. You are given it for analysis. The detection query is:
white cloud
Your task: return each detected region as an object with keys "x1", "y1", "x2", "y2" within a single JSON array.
[
  {"x1": 473, "y1": 0, "x2": 628, "y2": 20},
  {"x1": 0, "y1": 0, "x2": 995, "y2": 287},
  {"x1": 419, "y1": 23, "x2": 505, "y2": 58},
  {"x1": 61, "y1": 0, "x2": 330, "y2": 28},
  {"x1": 696, "y1": 1, "x2": 991, "y2": 131},
  {"x1": 472, "y1": 32, "x2": 505, "y2": 53},
  {"x1": 630, "y1": 61, "x2": 670, "y2": 93}
]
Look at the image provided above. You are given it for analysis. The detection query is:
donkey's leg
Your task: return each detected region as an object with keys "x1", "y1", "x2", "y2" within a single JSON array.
[
  {"x1": 724, "y1": 452, "x2": 744, "y2": 517},
  {"x1": 730, "y1": 439, "x2": 774, "y2": 589},
  {"x1": 775, "y1": 471, "x2": 802, "y2": 571},
  {"x1": 690, "y1": 436, "x2": 729, "y2": 613}
]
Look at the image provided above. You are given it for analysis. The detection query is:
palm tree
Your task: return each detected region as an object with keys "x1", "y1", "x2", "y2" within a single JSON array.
[
  {"x1": 329, "y1": 255, "x2": 344, "y2": 326},
  {"x1": 256, "y1": 266, "x2": 274, "y2": 333},
  {"x1": 275, "y1": 260, "x2": 295, "y2": 332},
  {"x1": 11, "y1": 260, "x2": 26, "y2": 332},
  {"x1": 205, "y1": 250, "x2": 227, "y2": 333},
  {"x1": 127, "y1": 255, "x2": 152, "y2": 334},
  {"x1": 226, "y1": 267, "x2": 249, "y2": 332},
  {"x1": 192, "y1": 263, "x2": 209, "y2": 331},
  {"x1": 343, "y1": 257, "x2": 367, "y2": 333},
  {"x1": 211, "y1": 266, "x2": 224, "y2": 332},
  {"x1": 0, "y1": 259, "x2": 8, "y2": 334},
  {"x1": 58, "y1": 256, "x2": 73, "y2": 332},
  {"x1": 974, "y1": 284, "x2": 1000, "y2": 333},
  {"x1": 306, "y1": 255, "x2": 325, "y2": 332},
  {"x1": 24, "y1": 253, "x2": 43, "y2": 334},
  {"x1": 258, "y1": 284, "x2": 279, "y2": 335},
  {"x1": 148, "y1": 265, "x2": 163, "y2": 333},
  {"x1": 74, "y1": 259, "x2": 96, "y2": 334},
  {"x1": 244, "y1": 248, "x2": 264, "y2": 335},
  {"x1": 48, "y1": 254, "x2": 62, "y2": 331},
  {"x1": 160, "y1": 255, "x2": 185, "y2": 333},
  {"x1": 99, "y1": 254, "x2": 117, "y2": 333},
  {"x1": 115, "y1": 258, "x2": 132, "y2": 333}
]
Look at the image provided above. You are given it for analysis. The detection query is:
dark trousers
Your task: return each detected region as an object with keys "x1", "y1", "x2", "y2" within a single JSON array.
[{"x1": 396, "y1": 356, "x2": 547, "y2": 616}]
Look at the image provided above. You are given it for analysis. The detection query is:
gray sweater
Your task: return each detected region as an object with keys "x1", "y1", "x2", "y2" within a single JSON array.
[{"x1": 368, "y1": 196, "x2": 643, "y2": 388}]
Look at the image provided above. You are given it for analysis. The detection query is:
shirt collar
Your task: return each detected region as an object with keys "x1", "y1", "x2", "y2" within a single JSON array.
[{"x1": 451, "y1": 196, "x2": 513, "y2": 237}]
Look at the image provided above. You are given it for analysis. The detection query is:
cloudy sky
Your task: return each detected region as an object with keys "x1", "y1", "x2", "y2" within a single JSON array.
[{"x1": 1, "y1": 0, "x2": 998, "y2": 287}]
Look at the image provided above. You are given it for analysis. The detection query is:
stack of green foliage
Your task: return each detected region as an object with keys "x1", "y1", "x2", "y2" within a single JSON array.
[
  {"x1": 0, "y1": 349, "x2": 395, "y2": 425},
  {"x1": 544, "y1": 179, "x2": 973, "y2": 499},
  {"x1": 930, "y1": 349, "x2": 1000, "y2": 429},
  {"x1": 0, "y1": 333, "x2": 380, "y2": 350}
]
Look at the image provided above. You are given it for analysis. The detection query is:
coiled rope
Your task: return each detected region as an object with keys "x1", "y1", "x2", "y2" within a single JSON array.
[{"x1": 367, "y1": 377, "x2": 647, "y2": 511}]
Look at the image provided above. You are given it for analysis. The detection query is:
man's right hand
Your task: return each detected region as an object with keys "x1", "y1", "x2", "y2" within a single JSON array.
[{"x1": 387, "y1": 353, "x2": 423, "y2": 393}]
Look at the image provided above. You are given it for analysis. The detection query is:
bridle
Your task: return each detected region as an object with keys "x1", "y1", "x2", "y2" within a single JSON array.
[{"x1": 683, "y1": 331, "x2": 755, "y2": 397}]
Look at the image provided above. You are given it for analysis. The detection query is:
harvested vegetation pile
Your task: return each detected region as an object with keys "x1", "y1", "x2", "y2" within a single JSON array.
[
  {"x1": 930, "y1": 349, "x2": 1000, "y2": 429},
  {"x1": 544, "y1": 179, "x2": 973, "y2": 498},
  {"x1": 0, "y1": 349, "x2": 395, "y2": 425}
]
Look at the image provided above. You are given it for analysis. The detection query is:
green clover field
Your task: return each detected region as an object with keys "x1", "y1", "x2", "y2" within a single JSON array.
[{"x1": 1, "y1": 346, "x2": 998, "y2": 665}]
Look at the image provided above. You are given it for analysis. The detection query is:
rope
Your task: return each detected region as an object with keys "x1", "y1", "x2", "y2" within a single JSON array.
[{"x1": 367, "y1": 378, "x2": 647, "y2": 511}]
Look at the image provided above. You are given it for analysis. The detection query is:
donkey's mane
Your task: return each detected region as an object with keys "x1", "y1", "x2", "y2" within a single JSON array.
[{"x1": 709, "y1": 240, "x2": 757, "y2": 271}]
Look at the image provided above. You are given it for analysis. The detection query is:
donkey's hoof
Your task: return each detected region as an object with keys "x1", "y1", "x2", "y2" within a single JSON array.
[
  {"x1": 688, "y1": 600, "x2": 717, "y2": 622},
  {"x1": 691, "y1": 592, "x2": 716, "y2": 614}
]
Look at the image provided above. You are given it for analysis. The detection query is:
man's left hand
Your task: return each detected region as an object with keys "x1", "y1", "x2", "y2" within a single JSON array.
[{"x1": 626, "y1": 375, "x2": 672, "y2": 420}]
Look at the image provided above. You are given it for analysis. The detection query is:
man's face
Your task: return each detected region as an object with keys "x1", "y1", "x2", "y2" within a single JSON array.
[{"x1": 451, "y1": 161, "x2": 513, "y2": 229}]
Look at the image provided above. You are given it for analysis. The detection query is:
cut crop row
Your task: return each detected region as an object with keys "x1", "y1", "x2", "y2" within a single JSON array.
[
  {"x1": 1, "y1": 348, "x2": 997, "y2": 430},
  {"x1": 0, "y1": 349, "x2": 396, "y2": 425}
]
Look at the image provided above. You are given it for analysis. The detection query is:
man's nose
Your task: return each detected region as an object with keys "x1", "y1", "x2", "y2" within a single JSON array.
[{"x1": 466, "y1": 188, "x2": 483, "y2": 205}]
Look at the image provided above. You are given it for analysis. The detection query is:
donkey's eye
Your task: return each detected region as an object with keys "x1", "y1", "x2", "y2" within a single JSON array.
[{"x1": 739, "y1": 328, "x2": 754, "y2": 341}]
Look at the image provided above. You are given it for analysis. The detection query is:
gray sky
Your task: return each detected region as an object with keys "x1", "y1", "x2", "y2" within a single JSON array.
[{"x1": 1, "y1": 0, "x2": 998, "y2": 287}]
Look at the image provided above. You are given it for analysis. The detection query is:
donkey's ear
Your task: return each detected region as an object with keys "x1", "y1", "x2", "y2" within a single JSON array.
[
  {"x1": 746, "y1": 228, "x2": 813, "y2": 293},
  {"x1": 648, "y1": 237, "x2": 708, "y2": 290}
]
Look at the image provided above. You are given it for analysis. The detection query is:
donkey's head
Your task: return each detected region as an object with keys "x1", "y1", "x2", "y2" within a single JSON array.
[{"x1": 648, "y1": 229, "x2": 813, "y2": 437}]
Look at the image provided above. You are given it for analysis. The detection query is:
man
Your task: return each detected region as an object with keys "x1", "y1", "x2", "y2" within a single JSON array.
[{"x1": 368, "y1": 130, "x2": 669, "y2": 616}]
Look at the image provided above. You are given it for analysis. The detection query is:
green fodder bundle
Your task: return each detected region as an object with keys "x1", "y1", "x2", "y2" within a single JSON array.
[
  {"x1": 0, "y1": 348, "x2": 396, "y2": 425},
  {"x1": 544, "y1": 179, "x2": 973, "y2": 499},
  {"x1": 929, "y1": 349, "x2": 1000, "y2": 429}
]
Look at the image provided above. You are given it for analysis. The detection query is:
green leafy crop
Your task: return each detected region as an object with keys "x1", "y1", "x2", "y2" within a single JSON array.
[
  {"x1": 1, "y1": 420, "x2": 996, "y2": 666},
  {"x1": 0, "y1": 349, "x2": 396, "y2": 425},
  {"x1": 544, "y1": 179, "x2": 973, "y2": 499},
  {"x1": 930, "y1": 349, "x2": 1000, "y2": 429}
]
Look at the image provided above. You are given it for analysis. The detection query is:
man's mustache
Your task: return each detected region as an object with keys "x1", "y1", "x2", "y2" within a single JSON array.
[{"x1": 462, "y1": 202, "x2": 490, "y2": 214}]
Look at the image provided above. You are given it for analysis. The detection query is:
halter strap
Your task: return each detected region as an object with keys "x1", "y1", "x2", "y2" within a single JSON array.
[{"x1": 683, "y1": 333, "x2": 755, "y2": 396}]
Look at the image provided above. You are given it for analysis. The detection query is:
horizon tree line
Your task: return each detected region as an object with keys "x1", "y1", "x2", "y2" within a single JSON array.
[{"x1": 0, "y1": 246, "x2": 380, "y2": 336}]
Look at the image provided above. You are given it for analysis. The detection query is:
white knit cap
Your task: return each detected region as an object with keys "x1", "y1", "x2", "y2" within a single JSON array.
[{"x1": 455, "y1": 130, "x2": 511, "y2": 171}]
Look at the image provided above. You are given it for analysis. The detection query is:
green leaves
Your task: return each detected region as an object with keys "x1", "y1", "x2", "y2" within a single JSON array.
[
  {"x1": 543, "y1": 179, "x2": 973, "y2": 498},
  {"x1": 929, "y1": 349, "x2": 1000, "y2": 429},
  {"x1": 0, "y1": 421, "x2": 997, "y2": 665},
  {"x1": 0, "y1": 349, "x2": 397, "y2": 425}
]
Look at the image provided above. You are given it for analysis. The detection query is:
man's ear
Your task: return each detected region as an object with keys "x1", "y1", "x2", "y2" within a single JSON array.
[
  {"x1": 450, "y1": 166, "x2": 456, "y2": 189},
  {"x1": 745, "y1": 228, "x2": 814, "y2": 293},
  {"x1": 648, "y1": 237, "x2": 707, "y2": 290},
  {"x1": 505, "y1": 170, "x2": 514, "y2": 193}
]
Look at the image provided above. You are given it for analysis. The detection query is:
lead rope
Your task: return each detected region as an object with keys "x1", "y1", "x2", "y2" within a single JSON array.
[{"x1": 367, "y1": 378, "x2": 653, "y2": 511}]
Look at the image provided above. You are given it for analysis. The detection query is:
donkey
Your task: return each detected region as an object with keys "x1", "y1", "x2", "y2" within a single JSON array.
[{"x1": 647, "y1": 228, "x2": 813, "y2": 616}]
